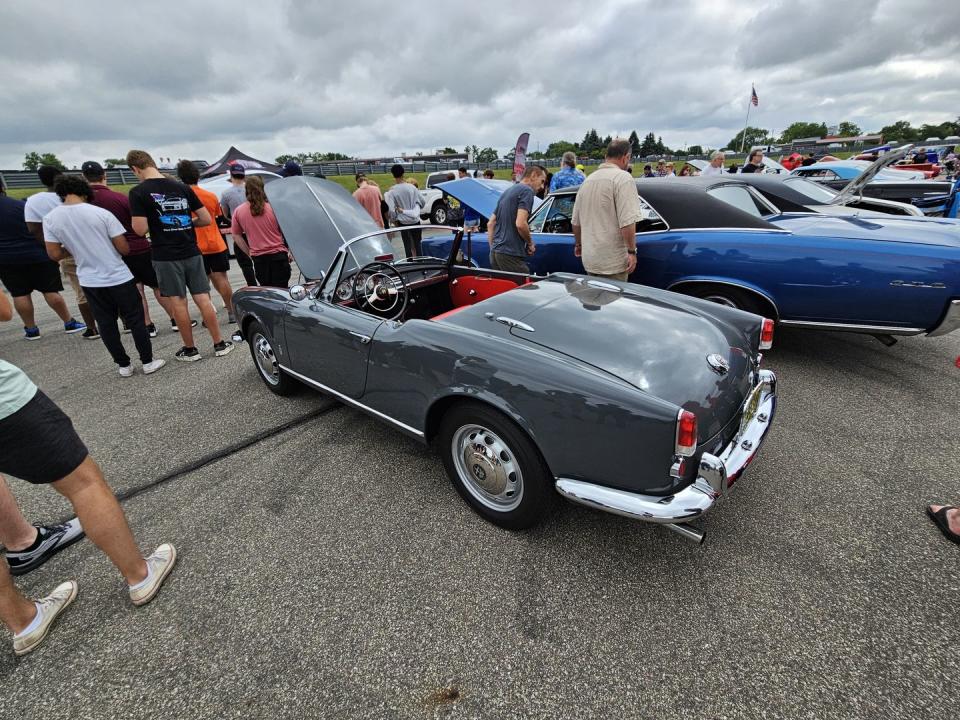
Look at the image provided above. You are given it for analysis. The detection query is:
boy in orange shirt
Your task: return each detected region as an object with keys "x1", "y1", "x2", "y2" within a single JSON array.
[{"x1": 176, "y1": 161, "x2": 234, "y2": 323}]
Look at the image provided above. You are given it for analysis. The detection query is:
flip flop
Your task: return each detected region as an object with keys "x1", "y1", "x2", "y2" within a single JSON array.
[{"x1": 926, "y1": 505, "x2": 960, "y2": 546}]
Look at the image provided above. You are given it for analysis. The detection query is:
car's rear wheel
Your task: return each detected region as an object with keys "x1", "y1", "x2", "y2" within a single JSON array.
[
  {"x1": 437, "y1": 402, "x2": 552, "y2": 530},
  {"x1": 247, "y1": 321, "x2": 299, "y2": 396},
  {"x1": 684, "y1": 284, "x2": 766, "y2": 316},
  {"x1": 431, "y1": 202, "x2": 448, "y2": 225}
]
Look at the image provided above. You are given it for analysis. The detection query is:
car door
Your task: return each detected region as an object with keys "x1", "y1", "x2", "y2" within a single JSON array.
[
  {"x1": 283, "y1": 289, "x2": 383, "y2": 399},
  {"x1": 528, "y1": 194, "x2": 585, "y2": 275}
]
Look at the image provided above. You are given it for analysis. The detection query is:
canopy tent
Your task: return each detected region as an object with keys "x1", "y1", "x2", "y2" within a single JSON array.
[{"x1": 200, "y1": 146, "x2": 281, "y2": 178}]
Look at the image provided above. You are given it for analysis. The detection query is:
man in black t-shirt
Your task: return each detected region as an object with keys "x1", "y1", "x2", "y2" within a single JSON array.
[{"x1": 126, "y1": 150, "x2": 233, "y2": 362}]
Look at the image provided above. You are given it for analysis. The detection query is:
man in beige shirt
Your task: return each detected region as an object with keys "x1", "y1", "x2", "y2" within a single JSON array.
[{"x1": 572, "y1": 138, "x2": 642, "y2": 282}]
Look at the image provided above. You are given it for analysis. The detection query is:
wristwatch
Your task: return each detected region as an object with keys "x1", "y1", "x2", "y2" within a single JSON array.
[{"x1": 627, "y1": 249, "x2": 637, "y2": 255}]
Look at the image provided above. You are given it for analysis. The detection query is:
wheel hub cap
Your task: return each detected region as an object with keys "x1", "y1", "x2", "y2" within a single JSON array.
[{"x1": 452, "y1": 425, "x2": 523, "y2": 511}]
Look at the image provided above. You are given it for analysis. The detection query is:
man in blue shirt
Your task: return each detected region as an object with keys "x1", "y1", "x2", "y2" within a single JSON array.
[{"x1": 549, "y1": 152, "x2": 586, "y2": 192}]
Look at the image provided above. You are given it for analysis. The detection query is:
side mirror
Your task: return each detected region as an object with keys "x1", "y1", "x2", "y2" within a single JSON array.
[{"x1": 289, "y1": 284, "x2": 308, "y2": 301}]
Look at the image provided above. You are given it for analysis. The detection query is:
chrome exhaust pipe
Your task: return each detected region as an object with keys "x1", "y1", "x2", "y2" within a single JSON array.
[{"x1": 665, "y1": 522, "x2": 705, "y2": 544}]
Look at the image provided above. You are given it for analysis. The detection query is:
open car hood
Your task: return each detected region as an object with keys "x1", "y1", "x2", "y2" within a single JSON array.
[
  {"x1": 832, "y1": 144, "x2": 913, "y2": 206},
  {"x1": 437, "y1": 178, "x2": 542, "y2": 219},
  {"x1": 265, "y1": 176, "x2": 381, "y2": 279}
]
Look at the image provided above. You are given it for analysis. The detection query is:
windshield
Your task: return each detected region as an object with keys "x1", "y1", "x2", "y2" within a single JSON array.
[{"x1": 782, "y1": 177, "x2": 838, "y2": 202}]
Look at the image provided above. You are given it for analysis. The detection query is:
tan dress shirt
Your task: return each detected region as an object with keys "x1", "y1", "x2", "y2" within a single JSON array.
[{"x1": 572, "y1": 163, "x2": 642, "y2": 275}]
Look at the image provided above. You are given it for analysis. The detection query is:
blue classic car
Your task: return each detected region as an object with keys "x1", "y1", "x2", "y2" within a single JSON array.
[{"x1": 430, "y1": 176, "x2": 960, "y2": 341}]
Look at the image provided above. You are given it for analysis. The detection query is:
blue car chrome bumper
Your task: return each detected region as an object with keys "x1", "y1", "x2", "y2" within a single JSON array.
[{"x1": 554, "y1": 370, "x2": 777, "y2": 544}]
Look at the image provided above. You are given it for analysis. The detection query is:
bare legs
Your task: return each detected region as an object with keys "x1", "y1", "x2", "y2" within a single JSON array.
[
  {"x1": 51, "y1": 457, "x2": 146, "y2": 585},
  {"x1": 12, "y1": 292, "x2": 72, "y2": 327},
  {"x1": 208, "y1": 272, "x2": 233, "y2": 317},
  {"x1": 168, "y1": 293, "x2": 221, "y2": 346},
  {"x1": 0, "y1": 476, "x2": 38, "y2": 551},
  {"x1": 0, "y1": 563, "x2": 38, "y2": 634}
]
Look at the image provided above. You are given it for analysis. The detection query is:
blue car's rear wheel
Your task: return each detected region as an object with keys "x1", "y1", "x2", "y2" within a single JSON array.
[{"x1": 438, "y1": 402, "x2": 552, "y2": 530}]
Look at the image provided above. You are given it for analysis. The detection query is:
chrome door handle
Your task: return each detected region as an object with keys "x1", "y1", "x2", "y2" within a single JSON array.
[{"x1": 349, "y1": 331, "x2": 371, "y2": 344}]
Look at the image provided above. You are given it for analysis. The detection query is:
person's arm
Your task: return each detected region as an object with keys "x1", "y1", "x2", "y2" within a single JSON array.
[
  {"x1": 111, "y1": 234, "x2": 130, "y2": 256},
  {"x1": 615, "y1": 177, "x2": 641, "y2": 274},
  {"x1": 515, "y1": 207, "x2": 532, "y2": 248},
  {"x1": 26, "y1": 222, "x2": 44, "y2": 247},
  {"x1": 230, "y1": 214, "x2": 250, "y2": 255},
  {"x1": 45, "y1": 241, "x2": 65, "y2": 262},
  {"x1": 572, "y1": 194, "x2": 582, "y2": 257},
  {"x1": 128, "y1": 188, "x2": 150, "y2": 237},
  {"x1": 487, "y1": 212, "x2": 496, "y2": 246},
  {"x1": 193, "y1": 207, "x2": 212, "y2": 227},
  {"x1": 0, "y1": 290, "x2": 12, "y2": 322}
]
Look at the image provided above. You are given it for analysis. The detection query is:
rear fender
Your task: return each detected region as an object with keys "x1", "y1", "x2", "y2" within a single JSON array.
[{"x1": 668, "y1": 277, "x2": 780, "y2": 320}]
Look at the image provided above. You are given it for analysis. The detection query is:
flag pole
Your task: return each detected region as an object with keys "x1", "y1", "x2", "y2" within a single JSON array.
[{"x1": 739, "y1": 84, "x2": 753, "y2": 154}]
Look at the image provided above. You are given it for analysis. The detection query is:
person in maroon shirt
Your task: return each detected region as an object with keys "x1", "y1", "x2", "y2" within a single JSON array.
[{"x1": 82, "y1": 162, "x2": 177, "y2": 337}]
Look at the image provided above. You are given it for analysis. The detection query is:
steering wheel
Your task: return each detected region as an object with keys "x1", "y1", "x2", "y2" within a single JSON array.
[{"x1": 353, "y1": 262, "x2": 408, "y2": 320}]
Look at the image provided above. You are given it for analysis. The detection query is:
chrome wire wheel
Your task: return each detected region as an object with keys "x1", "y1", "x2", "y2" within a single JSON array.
[
  {"x1": 451, "y1": 424, "x2": 524, "y2": 512},
  {"x1": 252, "y1": 333, "x2": 280, "y2": 386}
]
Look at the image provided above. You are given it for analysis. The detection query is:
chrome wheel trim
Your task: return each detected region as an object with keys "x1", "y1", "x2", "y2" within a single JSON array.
[
  {"x1": 434, "y1": 205, "x2": 447, "y2": 224},
  {"x1": 252, "y1": 333, "x2": 280, "y2": 386},
  {"x1": 451, "y1": 424, "x2": 523, "y2": 512},
  {"x1": 703, "y1": 294, "x2": 739, "y2": 309}
]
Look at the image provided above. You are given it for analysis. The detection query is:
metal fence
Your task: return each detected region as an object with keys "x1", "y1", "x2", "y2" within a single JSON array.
[{"x1": 2, "y1": 154, "x2": 723, "y2": 189}]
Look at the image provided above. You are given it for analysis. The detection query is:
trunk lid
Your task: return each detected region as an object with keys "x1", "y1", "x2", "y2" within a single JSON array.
[{"x1": 446, "y1": 276, "x2": 758, "y2": 441}]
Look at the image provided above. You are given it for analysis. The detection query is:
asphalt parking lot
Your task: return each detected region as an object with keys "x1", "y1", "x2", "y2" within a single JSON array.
[{"x1": 2, "y1": 267, "x2": 958, "y2": 719}]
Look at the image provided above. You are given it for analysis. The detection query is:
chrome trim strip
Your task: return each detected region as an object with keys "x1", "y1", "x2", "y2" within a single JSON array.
[
  {"x1": 278, "y1": 364, "x2": 425, "y2": 437},
  {"x1": 927, "y1": 299, "x2": 960, "y2": 337},
  {"x1": 304, "y1": 182, "x2": 347, "y2": 244},
  {"x1": 778, "y1": 320, "x2": 925, "y2": 335}
]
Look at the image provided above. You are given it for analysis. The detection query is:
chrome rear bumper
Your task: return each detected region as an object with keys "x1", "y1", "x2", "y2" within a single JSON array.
[{"x1": 555, "y1": 370, "x2": 777, "y2": 543}]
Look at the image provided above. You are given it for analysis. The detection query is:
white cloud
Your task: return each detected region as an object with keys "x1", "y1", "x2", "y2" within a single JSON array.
[{"x1": 0, "y1": 0, "x2": 958, "y2": 169}]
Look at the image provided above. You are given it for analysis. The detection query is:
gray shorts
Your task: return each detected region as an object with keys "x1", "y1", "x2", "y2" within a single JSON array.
[
  {"x1": 153, "y1": 256, "x2": 211, "y2": 298},
  {"x1": 490, "y1": 251, "x2": 530, "y2": 275}
]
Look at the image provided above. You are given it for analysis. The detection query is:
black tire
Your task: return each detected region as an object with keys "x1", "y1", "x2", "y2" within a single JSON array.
[
  {"x1": 246, "y1": 321, "x2": 300, "y2": 396},
  {"x1": 430, "y1": 202, "x2": 448, "y2": 225},
  {"x1": 684, "y1": 284, "x2": 766, "y2": 316},
  {"x1": 437, "y1": 401, "x2": 553, "y2": 530}
]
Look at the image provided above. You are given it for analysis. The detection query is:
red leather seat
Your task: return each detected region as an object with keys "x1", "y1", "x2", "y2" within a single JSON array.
[{"x1": 450, "y1": 276, "x2": 519, "y2": 307}]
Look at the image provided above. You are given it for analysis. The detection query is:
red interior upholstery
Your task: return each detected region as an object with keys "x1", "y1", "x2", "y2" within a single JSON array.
[
  {"x1": 449, "y1": 276, "x2": 519, "y2": 308},
  {"x1": 431, "y1": 275, "x2": 523, "y2": 322}
]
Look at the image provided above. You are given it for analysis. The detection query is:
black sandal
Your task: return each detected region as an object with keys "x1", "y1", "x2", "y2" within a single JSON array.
[{"x1": 926, "y1": 505, "x2": 960, "y2": 546}]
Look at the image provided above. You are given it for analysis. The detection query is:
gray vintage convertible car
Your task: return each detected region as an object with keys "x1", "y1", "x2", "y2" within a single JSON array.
[{"x1": 231, "y1": 177, "x2": 779, "y2": 543}]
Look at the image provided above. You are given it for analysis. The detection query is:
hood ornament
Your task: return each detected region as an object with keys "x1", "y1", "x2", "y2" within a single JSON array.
[{"x1": 706, "y1": 353, "x2": 730, "y2": 374}]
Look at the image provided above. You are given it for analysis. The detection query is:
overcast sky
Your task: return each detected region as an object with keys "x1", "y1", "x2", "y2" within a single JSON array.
[{"x1": 2, "y1": 0, "x2": 958, "y2": 169}]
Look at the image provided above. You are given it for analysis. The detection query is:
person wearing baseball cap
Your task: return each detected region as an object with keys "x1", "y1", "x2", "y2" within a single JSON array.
[{"x1": 219, "y1": 164, "x2": 256, "y2": 286}]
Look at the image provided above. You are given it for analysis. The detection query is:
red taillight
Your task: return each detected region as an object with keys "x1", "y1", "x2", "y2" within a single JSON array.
[
  {"x1": 675, "y1": 409, "x2": 697, "y2": 457},
  {"x1": 760, "y1": 318, "x2": 774, "y2": 350}
]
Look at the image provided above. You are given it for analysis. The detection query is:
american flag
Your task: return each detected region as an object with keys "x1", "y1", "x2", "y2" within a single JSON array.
[{"x1": 751, "y1": 85, "x2": 759, "y2": 107}]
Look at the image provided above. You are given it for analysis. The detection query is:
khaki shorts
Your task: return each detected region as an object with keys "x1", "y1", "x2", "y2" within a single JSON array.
[
  {"x1": 489, "y1": 251, "x2": 530, "y2": 275},
  {"x1": 60, "y1": 255, "x2": 86, "y2": 304}
]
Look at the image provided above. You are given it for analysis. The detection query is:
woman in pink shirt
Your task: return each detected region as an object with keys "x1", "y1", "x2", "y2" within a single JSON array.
[{"x1": 230, "y1": 177, "x2": 292, "y2": 287}]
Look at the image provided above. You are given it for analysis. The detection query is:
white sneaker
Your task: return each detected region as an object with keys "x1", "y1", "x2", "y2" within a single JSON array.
[
  {"x1": 13, "y1": 580, "x2": 78, "y2": 656},
  {"x1": 142, "y1": 359, "x2": 166, "y2": 375},
  {"x1": 129, "y1": 544, "x2": 177, "y2": 606},
  {"x1": 118, "y1": 365, "x2": 134, "y2": 378}
]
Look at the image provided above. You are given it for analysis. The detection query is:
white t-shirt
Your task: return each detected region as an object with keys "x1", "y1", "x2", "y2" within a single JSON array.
[
  {"x1": 701, "y1": 164, "x2": 725, "y2": 176},
  {"x1": 23, "y1": 191, "x2": 62, "y2": 223},
  {"x1": 42, "y1": 203, "x2": 133, "y2": 287}
]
